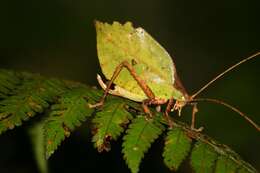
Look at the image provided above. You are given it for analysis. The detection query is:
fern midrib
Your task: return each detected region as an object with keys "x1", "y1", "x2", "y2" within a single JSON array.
[
  {"x1": 61, "y1": 91, "x2": 87, "y2": 120},
  {"x1": 49, "y1": 121, "x2": 60, "y2": 143},
  {"x1": 174, "y1": 130, "x2": 182, "y2": 149},
  {"x1": 133, "y1": 118, "x2": 149, "y2": 148},
  {"x1": 104, "y1": 103, "x2": 123, "y2": 137}
]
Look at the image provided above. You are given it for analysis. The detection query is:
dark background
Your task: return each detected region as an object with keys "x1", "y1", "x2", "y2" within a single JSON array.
[{"x1": 0, "y1": 0, "x2": 259, "y2": 172}]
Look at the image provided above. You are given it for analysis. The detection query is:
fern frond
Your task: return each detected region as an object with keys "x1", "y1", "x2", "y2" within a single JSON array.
[
  {"x1": 163, "y1": 127, "x2": 192, "y2": 171},
  {"x1": 238, "y1": 168, "x2": 255, "y2": 173},
  {"x1": 190, "y1": 141, "x2": 218, "y2": 173},
  {"x1": 0, "y1": 69, "x2": 20, "y2": 99},
  {"x1": 215, "y1": 155, "x2": 238, "y2": 173},
  {"x1": 0, "y1": 74, "x2": 67, "y2": 134},
  {"x1": 187, "y1": 132, "x2": 258, "y2": 173},
  {"x1": 43, "y1": 86, "x2": 98, "y2": 158},
  {"x1": 92, "y1": 97, "x2": 133, "y2": 152},
  {"x1": 122, "y1": 115, "x2": 165, "y2": 173},
  {"x1": 212, "y1": 143, "x2": 257, "y2": 173},
  {"x1": 0, "y1": 69, "x2": 258, "y2": 173}
]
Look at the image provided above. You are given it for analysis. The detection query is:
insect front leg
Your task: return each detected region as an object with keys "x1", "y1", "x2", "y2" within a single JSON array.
[
  {"x1": 165, "y1": 98, "x2": 174, "y2": 128},
  {"x1": 191, "y1": 103, "x2": 204, "y2": 132}
]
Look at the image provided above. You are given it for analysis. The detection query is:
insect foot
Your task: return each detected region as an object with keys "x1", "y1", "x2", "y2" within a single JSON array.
[{"x1": 191, "y1": 126, "x2": 204, "y2": 132}]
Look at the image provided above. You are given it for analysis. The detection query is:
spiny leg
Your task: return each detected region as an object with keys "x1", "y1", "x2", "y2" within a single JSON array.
[{"x1": 90, "y1": 60, "x2": 155, "y2": 109}]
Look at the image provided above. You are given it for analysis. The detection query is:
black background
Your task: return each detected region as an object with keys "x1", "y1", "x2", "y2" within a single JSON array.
[{"x1": 0, "y1": 0, "x2": 259, "y2": 172}]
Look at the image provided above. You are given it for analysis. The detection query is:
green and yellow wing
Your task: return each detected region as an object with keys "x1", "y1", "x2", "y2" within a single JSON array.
[{"x1": 95, "y1": 21, "x2": 184, "y2": 101}]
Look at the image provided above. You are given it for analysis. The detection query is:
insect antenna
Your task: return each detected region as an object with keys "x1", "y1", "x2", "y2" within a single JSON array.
[
  {"x1": 190, "y1": 98, "x2": 260, "y2": 132},
  {"x1": 191, "y1": 52, "x2": 260, "y2": 99},
  {"x1": 189, "y1": 52, "x2": 260, "y2": 131}
]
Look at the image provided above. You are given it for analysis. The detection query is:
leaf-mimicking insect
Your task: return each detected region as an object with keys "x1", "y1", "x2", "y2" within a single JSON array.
[{"x1": 90, "y1": 21, "x2": 260, "y2": 132}]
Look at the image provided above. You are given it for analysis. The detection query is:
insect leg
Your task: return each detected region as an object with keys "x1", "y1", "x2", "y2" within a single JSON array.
[
  {"x1": 142, "y1": 100, "x2": 153, "y2": 119},
  {"x1": 191, "y1": 103, "x2": 198, "y2": 129},
  {"x1": 165, "y1": 97, "x2": 174, "y2": 128},
  {"x1": 191, "y1": 103, "x2": 204, "y2": 132},
  {"x1": 90, "y1": 60, "x2": 155, "y2": 108},
  {"x1": 142, "y1": 98, "x2": 168, "y2": 119}
]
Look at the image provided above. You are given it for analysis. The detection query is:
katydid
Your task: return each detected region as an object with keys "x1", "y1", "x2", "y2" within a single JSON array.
[{"x1": 90, "y1": 21, "x2": 260, "y2": 132}]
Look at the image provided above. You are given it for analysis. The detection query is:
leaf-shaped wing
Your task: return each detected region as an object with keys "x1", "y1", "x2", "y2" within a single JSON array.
[
  {"x1": 163, "y1": 127, "x2": 192, "y2": 170},
  {"x1": 122, "y1": 115, "x2": 165, "y2": 173},
  {"x1": 95, "y1": 21, "x2": 184, "y2": 101},
  {"x1": 92, "y1": 97, "x2": 133, "y2": 152}
]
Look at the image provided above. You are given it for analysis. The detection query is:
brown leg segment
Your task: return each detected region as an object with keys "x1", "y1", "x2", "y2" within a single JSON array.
[
  {"x1": 89, "y1": 61, "x2": 155, "y2": 108},
  {"x1": 191, "y1": 103, "x2": 198, "y2": 129},
  {"x1": 164, "y1": 98, "x2": 174, "y2": 128},
  {"x1": 142, "y1": 100, "x2": 153, "y2": 119},
  {"x1": 191, "y1": 103, "x2": 204, "y2": 131}
]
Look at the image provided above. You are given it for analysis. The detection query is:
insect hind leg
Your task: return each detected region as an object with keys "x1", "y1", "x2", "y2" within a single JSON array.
[{"x1": 89, "y1": 60, "x2": 156, "y2": 108}]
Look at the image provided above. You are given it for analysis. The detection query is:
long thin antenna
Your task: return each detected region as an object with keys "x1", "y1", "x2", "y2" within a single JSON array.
[
  {"x1": 192, "y1": 52, "x2": 260, "y2": 98},
  {"x1": 191, "y1": 98, "x2": 260, "y2": 132}
]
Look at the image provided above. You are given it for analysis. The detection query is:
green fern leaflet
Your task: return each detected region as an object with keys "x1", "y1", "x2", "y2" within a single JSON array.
[
  {"x1": 44, "y1": 87, "x2": 97, "y2": 158},
  {"x1": 163, "y1": 127, "x2": 192, "y2": 170},
  {"x1": 122, "y1": 115, "x2": 165, "y2": 173},
  {"x1": 92, "y1": 97, "x2": 133, "y2": 152},
  {"x1": 0, "y1": 73, "x2": 67, "y2": 134},
  {"x1": 215, "y1": 156, "x2": 238, "y2": 173},
  {"x1": 191, "y1": 141, "x2": 218, "y2": 173},
  {"x1": 0, "y1": 69, "x2": 20, "y2": 98}
]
